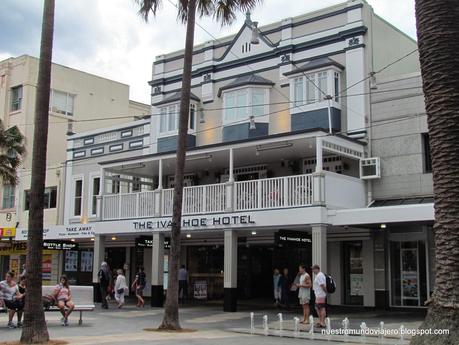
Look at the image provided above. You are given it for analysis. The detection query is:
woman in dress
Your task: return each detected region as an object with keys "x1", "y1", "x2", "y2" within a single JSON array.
[
  {"x1": 131, "y1": 267, "x2": 146, "y2": 307},
  {"x1": 53, "y1": 275, "x2": 75, "y2": 326},
  {"x1": 114, "y1": 269, "x2": 128, "y2": 308}
]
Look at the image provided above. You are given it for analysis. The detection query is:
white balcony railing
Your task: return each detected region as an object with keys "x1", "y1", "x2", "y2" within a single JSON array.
[{"x1": 100, "y1": 172, "x2": 363, "y2": 220}]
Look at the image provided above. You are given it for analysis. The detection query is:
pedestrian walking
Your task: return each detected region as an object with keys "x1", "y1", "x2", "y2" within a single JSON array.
[
  {"x1": 98, "y1": 262, "x2": 111, "y2": 309},
  {"x1": 296, "y1": 264, "x2": 311, "y2": 324},
  {"x1": 131, "y1": 267, "x2": 146, "y2": 307},
  {"x1": 312, "y1": 264, "x2": 327, "y2": 328},
  {"x1": 178, "y1": 265, "x2": 188, "y2": 304},
  {"x1": 114, "y1": 269, "x2": 128, "y2": 308},
  {"x1": 53, "y1": 275, "x2": 75, "y2": 326},
  {"x1": 273, "y1": 268, "x2": 281, "y2": 306},
  {"x1": 279, "y1": 268, "x2": 291, "y2": 309},
  {"x1": 0, "y1": 271, "x2": 24, "y2": 328}
]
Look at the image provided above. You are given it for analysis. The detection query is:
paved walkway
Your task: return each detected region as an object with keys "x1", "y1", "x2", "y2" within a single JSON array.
[{"x1": 0, "y1": 301, "x2": 425, "y2": 345}]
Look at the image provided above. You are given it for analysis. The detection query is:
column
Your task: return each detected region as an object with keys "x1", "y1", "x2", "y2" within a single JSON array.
[
  {"x1": 315, "y1": 137, "x2": 323, "y2": 172},
  {"x1": 224, "y1": 230, "x2": 238, "y2": 312},
  {"x1": 312, "y1": 224, "x2": 327, "y2": 272},
  {"x1": 92, "y1": 235, "x2": 105, "y2": 302},
  {"x1": 151, "y1": 232, "x2": 165, "y2": 307},
  {"x1": 225, "y1": 149, "x2": 235, "y2": 212},
  {"x1": 154, "y1": 159, "x2": 163, "y2": 216}
]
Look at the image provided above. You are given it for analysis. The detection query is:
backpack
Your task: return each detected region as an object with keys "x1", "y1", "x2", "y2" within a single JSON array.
[{"x1": 325, "y1": 274, "x2": 336, "y2": 294}]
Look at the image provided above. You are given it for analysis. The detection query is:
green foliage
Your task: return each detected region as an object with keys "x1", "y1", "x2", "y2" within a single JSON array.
[{"x1": 0, "y1": 120, "x2": 25, "y2": 185}]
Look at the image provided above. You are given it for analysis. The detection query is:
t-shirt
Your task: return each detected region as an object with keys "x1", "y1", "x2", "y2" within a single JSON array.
[
  {"x1": 313, "y1": 272, "x2": 327, "y2": 299},
  {"x1": 298, "y1": 273, "x2": 311, "y2": 299},
  {"x1": 54, "y1": 284, "x2": 70, "y2": 301},
  {"x1": 0, "y1": 280, "x2": 19, "y2": 301}
]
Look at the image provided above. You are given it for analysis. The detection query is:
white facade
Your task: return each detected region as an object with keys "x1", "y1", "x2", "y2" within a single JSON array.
[{"x1": 21, "y1": 1, "x2": 433, "y2": 310}]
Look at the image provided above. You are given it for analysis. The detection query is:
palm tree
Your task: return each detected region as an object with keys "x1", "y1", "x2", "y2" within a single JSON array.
[
  {"x1": 20, "y1": 0, "x2": 54, "y2": 343},
  {"x1": 0, "y1": 122, "x2": 25, "y2": 185},
  {"x1": 136, "y1": 0, "x2": 262, "y2": 330},
  {"x1": 411, "y1": 0, "x2": 459, "y2": 344}
]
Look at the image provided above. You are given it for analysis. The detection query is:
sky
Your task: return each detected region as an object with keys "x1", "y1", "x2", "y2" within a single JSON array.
[{"x1": 0, "y1": 0, "x2": 416, "y2": 104}]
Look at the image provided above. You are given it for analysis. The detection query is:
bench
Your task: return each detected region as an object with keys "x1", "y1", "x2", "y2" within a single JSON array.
[{"x1": 0, "y1": 285, "x2": 95, "y2": 325}]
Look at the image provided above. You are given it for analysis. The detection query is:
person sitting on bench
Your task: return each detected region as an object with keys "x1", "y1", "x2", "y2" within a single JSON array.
[{"x1": 53, "y1": 275, "x2": 75, "y2": 326}]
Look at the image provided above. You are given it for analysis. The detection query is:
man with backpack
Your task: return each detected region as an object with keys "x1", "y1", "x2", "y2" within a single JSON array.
[{"x1": 311, "y1": 264, "x2": 327, "y2": 328}]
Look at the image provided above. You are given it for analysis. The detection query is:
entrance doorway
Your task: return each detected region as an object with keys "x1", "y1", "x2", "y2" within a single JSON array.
[
  {"x1": 342, "y1": 241, "x2": 364, "y2": 305},
  {"x1": 105, "y1": 248, "x2": 126, "y2": 276}
]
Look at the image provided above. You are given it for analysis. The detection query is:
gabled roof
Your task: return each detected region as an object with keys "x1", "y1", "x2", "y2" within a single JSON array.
[
  {"x1": 218, "y1": 74, "x2": 275, "y2": 97},
  {"x1": 284, "y1": 57, "x2": 345, "y2": 76},
  {"x1": 152, "y1": 91, "x2": 200, "y2": 106}
]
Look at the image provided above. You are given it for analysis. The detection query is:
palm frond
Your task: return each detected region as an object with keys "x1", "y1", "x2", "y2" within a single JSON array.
[{"x1": 136, "y1": 0, "x2": 162, "y2": 21}]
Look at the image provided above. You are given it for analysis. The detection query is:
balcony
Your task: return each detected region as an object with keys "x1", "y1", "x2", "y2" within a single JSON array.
[
  {"x1": 100, "y1": 171, "x2": 365, "y2": 220},
  {"x1": 95, "y1": 130, "x2": 367, "y2": 222}
]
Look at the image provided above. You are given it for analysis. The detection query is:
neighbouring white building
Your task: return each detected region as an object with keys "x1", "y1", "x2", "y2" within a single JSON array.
[
  {"x1": 16, "y1": 1, "x2": 434, "y2": 311},
  {"x1": 0, "y1": 55, "x2": 150, "y2": 283}
]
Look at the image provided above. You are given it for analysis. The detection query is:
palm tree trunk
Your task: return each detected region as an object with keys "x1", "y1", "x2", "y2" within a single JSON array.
[
  {"x1": 20, "y1": 0, "x2": 54, "y2": 343},
  {"x1": 411, "y1": 1, "x2": 459, "y2": 344},
  {"x1": 159, "y1": 0, "x2": 196, "y2": 330}
]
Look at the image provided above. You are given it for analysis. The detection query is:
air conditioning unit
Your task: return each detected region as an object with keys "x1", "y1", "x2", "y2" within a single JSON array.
[{"x1": 360, "y1": 157, "x2": 381, "y2": 179}]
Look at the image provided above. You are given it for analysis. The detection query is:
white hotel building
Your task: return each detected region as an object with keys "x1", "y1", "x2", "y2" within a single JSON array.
[{"x1": 16, "y1": 1, "x2": 435, "y2": 311}]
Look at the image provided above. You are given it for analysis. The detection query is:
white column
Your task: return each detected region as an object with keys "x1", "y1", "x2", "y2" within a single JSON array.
[
  {"x1": 158, "y1": 159, "x2": 163, "y2": 189},
  {"x1": 315, "y1": 137, "x2": 323, "y2": 172},
  {"x1": 312, "y1": 224, "x2": 327, "y2": 272},
  {"x1": 224, "y1": 230, "x2": 238, "y2": 312},
  {"x1": 151, "y1": 232, "x2": 165, "y2": 307},
  {"x1": 92, "y1": 235, "x2": 105, "y2": 302},
  {"x1": 228, "y1": 148, "x2": 234, "y2": 182},
  {"x1": 362, "y1": 239, "x2": 375, "y2": 307}
]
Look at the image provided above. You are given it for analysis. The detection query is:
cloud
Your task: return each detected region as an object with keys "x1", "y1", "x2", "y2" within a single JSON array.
[{"x1": 0, "y1": 0, "x2": 417, "y2": 105}]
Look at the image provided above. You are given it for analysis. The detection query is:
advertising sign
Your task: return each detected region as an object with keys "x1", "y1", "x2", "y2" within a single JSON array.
[
  {"x1": 43, "y1": 240, "x2": 78, "y2": 251},
  {"x1": 275, "y1": 230, "x2": 312, "y2": 247},
  {"x1": 0, "y1": 227, "x2": 16, "y2": 238},
  {"x1": 193, "y1": 280, "x2": 208, "y2": 300}
]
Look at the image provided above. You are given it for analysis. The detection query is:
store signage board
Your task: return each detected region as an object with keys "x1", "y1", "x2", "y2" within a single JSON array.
[
  {"x1": 275, "y1": 230, "x2": 312, "y2": 247},
  {"x1": 0, "y1": 227, "x2": 16, "y2": 238},
  {"x1": 43, "y1": 240, "x2": 78, "y2": 251},
  {"x1": 16, "y1": 225, "x2": 95, "y2": 241},
  {"x1": 136, "y1": 236, "x2": 170, "y2": 249}
]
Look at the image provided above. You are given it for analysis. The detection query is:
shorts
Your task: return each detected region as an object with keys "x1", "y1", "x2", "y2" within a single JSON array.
[
  {"x1": 315, "y1": 297, "x2": 327, "y2": 309},
  {"x1": 274, "y1": 288, "x2": 281, "y2": 300},
  {"x1": 4, "y1": 299, "x2": 24, "y2": 311},
  {"x1": 299, "y1": 297, "x2": 310, "y2": 305}
]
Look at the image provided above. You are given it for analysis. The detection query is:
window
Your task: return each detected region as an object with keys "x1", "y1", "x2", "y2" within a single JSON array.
[
  {"x1": 91, "y1": 177, "x2": 100, "y2": 215},
  {"x1": 292, "y1": 70, "x2": 340, "y2": 106},
  {"x1": 132, "y1": 177, "x2": 141, "y2": 192},
  {"x1": 158, "y1": 103, "x2": 196, "y2": 134},
  {"x1": 422, "y1": 133, "x2": 432, "y2": 173},
  {"x1": 2, "y1": 184, "x2": 15, "y2": 209},
  {"x1": 317, "y1": 71, "x2": 328, "y2": 100},
  {"x1": 73, "y1": 179, "x2": 83, "y2": 216},
  {"x1": 111, "y1": 175, "x2": 120, "y2": 194},
  {"x1": 223, "y1": 88, "x2": 267, "y2": 124},
  {"x1": 10, "y1": 85, "x2": 23, "y2": 112},
  {"x1": 49, "y1": 89, "x2": 75, "y2": 116},
  {"x1": 305, "y1": 74, "x2": 316, "y2": 104},
  {"x1": 24, "y1": 187, "x2": 57, "y2": 211},
  {"x1": 294, "y1": 77, "x2": 304, "y2": 106},
  {"x1": 334, "y1": 72, "x2": 340, "y2": 102}
]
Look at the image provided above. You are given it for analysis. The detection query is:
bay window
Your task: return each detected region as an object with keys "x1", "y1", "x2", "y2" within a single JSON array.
[
  {"x1": 291, "y1": 70, "x2": 340, "y2": 107},
  {"x1": 158, "y1": 103, "x2": 197, "y2": 135},
  {"x1": 223, "y1": 88, "x2": 268, "y2": 124}
]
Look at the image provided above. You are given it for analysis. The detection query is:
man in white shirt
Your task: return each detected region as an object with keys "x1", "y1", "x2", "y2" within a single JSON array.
[{"x1": 312, "y1": 264, "x2": 327, "y2": 328}]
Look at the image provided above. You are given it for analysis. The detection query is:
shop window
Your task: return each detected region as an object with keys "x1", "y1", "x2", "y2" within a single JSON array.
[
  {"x1": 10, "y1": 85, "x2": 23, "y2": 112},
  {"x1": 24, "y1": 186, "x2": 57, "y2": 210},
  {"x1": 342, "y1": 241, "x2": 364, "y2": 305}
]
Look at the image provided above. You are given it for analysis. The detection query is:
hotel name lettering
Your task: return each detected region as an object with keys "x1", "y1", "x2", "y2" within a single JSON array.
[{"x1": 133, "y1": 215, "x2": 255, "y2": 230}]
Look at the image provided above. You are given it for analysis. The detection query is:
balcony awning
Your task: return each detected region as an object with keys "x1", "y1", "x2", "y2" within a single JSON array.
[
  {"x1": 284, "y1": 57, "x2": 344, "y2": 77},
  {"x1": 217, "y1": 74, "x2": 275, "y2": 97},
  {"x1": 153, "y1": 91, "x2": 201, "y2": 106}
]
